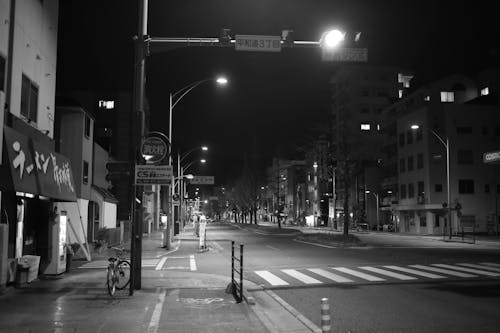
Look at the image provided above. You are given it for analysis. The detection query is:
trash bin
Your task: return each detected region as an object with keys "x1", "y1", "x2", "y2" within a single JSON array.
[{"x1": 17, "y1": 255, "x2": 40, "y2": 283}]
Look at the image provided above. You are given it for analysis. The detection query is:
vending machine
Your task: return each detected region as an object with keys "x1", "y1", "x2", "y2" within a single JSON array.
[{"x1": 44, "y1": 211, "x2": 67, "y2": 275}]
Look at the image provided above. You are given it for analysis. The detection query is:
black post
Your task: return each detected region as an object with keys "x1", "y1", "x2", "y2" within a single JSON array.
[
  {"x1": 231, "y1": 241, "x2": 234, "y2": 284},
  {"x1": 240, "y1": 244, "x2": 243, "y2": 302}
]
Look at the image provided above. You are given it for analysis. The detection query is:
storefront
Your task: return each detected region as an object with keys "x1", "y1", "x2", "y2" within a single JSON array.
[{"x1": 1, "y1": 126, "x2": 77, "y2": 280}]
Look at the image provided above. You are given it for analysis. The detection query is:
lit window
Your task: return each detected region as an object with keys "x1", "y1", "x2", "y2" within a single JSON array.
[
  {"x1": 98, "y1": 100, "x2": 115, "y2": 109},
  {"x1": 376, "y1": 124, "x2": 381, "y2": 131},
  {"x1": 361, "y1": 124, "x2": 370, "y2": 131},
  {"x1": 398, "y1": 90, "x2": 403, "y2": 98},
  {"x1": 440, "y1": 91, "x2": 454, "y2": 102},
  {"x1": 481, "y1": 87, "x2": 489, "y2": 96},
  {"x1": 424, "y1": 95, "x2": 430, "y2": 101}
]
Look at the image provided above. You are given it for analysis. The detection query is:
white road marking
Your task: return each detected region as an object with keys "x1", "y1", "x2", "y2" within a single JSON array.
[
  {"x1": 155, "y1": 257, "x2": 167, "y2": 270},
  {"x1": 410, "y1": 265, "x2": 477, "y2": 278},
  {"x1": 147, "y1": 289, "x2": 166, "y2": 333},
  {"x1": 211, "y1": 241, "x2": 223, "y2": 251},
  {"x1": 457, "y1": 263, "x2": 500, "y2": 272},
  {"x1": 481, "y1": 262, "x2": 500, "y2": 268},
  {"x1": 383, "y1": 266, "x2": 445, "y2": 279},
  {"x1": 255, "y1": 270, "x2": 289, "y2": 286},
  {"x1": 359, "y1": 266, "x2": 417, "y2": 280},
  {"x1": 432, "y1": 264, "x2": 500, "y2": 277},
  {"x1": 266, "y1": 245, "x2": 280, "y2": 251},
  {"x1": 307, "y1": 268, "x2": 354, "y2": 283},
  {"x1": 189, "y1": 255, "x2": 197, "y2": 271},
  {"x1": 281, "y1": 269, "x2": 322, "y2": 284},
  {"x1": 332, "y1": 267, "x2": 386, "y2": 282}
]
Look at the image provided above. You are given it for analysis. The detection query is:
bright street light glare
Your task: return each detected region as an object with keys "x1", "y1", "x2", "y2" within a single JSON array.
[
  {"x1": 200, "y1": 159, "x2": 206, "y2": 163},
  {"x1": 185, "y1": 174, "x2": 194, "y2": 179},
  {"x1": 216, "y1": 76, "x2": 228, "y2": 85},
  {"x1": 322, "y1": 29, "x2": 345, "y2": 49},
  {"x1": 365, "y1": 190, "x2": 371, "y2": 194},
  {"x1": 201, "y1": 146, "x2": 208, "y2": 151},
  {"x1": 410, "y1": 124, "x2": 420, "y2": 130},
  {"x1": 313, "y1": 162, "x2": 318, "y2": 168}
]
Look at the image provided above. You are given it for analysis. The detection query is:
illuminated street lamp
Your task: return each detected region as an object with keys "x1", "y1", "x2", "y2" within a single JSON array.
[
  {"x1": 411, "y1": 124, "x2": 451, "y2": 238},
  {"x1": 320, "y1": 29, "x2": 345, "y2": 49}
]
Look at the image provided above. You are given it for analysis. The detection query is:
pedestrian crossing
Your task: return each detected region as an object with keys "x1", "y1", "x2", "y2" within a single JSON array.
[
  {"x1": 252, "y1": 262, "x2": 500, "y2": 287},
  {"x1": 78, "y1": 255, "x2": 198, "y2": 271}
]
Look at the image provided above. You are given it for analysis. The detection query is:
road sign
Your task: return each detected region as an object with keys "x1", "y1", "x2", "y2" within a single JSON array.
[
  {"x1": 235, "y1": 35, "x2": 281, "y2": 52},
  {"x1": 134, "y1": 165, "x2": 173, "y2": 185},
  {"x1": 190, "y1": 176, "x2": 215, "y2": 185},
  {"x1": 483, "y1": 150, "x2": 500, "y2": 163},
  {"x1": 321, "y1": 47, "x2": 368, "y2": 62},
  {"x1": 141, "y1": 136, "x2": 168, "y2": 164}
]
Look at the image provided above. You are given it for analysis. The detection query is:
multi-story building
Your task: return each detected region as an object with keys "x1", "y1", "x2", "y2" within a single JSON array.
[
  {"x1": 383, "y1": 73, "x2": 500, "y2": 234},
  {"x1": 329, "y1": 65, "x2": 413, "y2": 229}
]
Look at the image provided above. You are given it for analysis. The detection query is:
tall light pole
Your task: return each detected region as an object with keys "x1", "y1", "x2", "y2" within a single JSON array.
[
  {"x1": 365, "y1": 190, "x2": 379, "y2": 230},
  {"x1": 411, "y1": 124, "x2": 451, "y2": 239}
]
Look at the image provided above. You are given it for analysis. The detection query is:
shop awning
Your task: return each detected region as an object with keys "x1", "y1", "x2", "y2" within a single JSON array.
[
  {"x1": 2, "y1": 126, "x2": 77, "y2": 202},
  {"x1": 92, "y1": 185, "x2": 118, "y2": 203}
]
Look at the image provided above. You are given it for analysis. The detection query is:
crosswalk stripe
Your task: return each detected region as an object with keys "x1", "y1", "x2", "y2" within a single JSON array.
[
  {"x1": 156, "y1": 257, "x2": 167, "y2": 270},
  {"x1": 307, "y1": 268, "x2": 354, "y2": 283},
  {"x1": 359, "y1": 266, "x2": 417, "y2": 280},
  {"x1": 281, "y1": 269, "x2": 322, "y2": 284},
  {"x1": 457, "y1": 263, "x2": 500, "y2": 273},
  {"x1": 189, "y1": 255, "x2": 197, "y2": 271},
  {"x1": 332, "y1": 267, "x2": 385, "y2": 282},
  {"x1": 410, "y1": 265, "x2": 477, "y2": 277},
  {"x1": 255, "y1": 271, "x2": 289, "y2": 286},
  {"x1": 432, "y1": 264, "x2": 500, "y2": 277},
  {"x1": 481, "y1": 262, "x2": 500, "y2": 268},
  {"x1": 383, "y1": 266, "x2": 445, "y2": 279}
]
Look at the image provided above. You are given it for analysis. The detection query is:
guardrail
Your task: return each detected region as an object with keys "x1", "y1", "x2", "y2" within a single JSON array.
[{"x1": 231, "y1": 241, "x2": 244, "y2": 303}]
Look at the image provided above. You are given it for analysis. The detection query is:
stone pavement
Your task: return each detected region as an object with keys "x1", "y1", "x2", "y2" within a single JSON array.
[{"x1": 0, "y1": 226, "x2": 316, "y2": 333}]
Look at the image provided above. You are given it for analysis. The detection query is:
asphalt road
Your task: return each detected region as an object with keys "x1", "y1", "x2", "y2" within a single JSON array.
[{"x1": 201, "y1": 221, "x2": 500, "y2": 332}]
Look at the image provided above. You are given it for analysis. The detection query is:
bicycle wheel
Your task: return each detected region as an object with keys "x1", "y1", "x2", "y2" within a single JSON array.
[
  {"x1": 107, "y1": 265, "x2": 116, "y2": 296},
  {"x1": 115, "y1": 260, "x2": 131, "y2": 290}
]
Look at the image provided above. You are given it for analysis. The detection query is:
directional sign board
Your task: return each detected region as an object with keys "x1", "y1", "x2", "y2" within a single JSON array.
[
  {"x1": 483, "y1": 150, "x2": 500, "y2": 164},
  {"x1": 135, "y1": 165, "x2": 173, "y2": 185},
  {"x1": 235, "y1": 35, "x2": 281, "y2": 52},
  {"x1": 322, "y1": 47, "x2": 368, "y2": 62},
  {"x1": 190, "y1": 176, "x2": 215, "y2": 185}
]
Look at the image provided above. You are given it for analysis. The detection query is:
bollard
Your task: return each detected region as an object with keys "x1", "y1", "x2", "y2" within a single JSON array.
[{"x1": 321, "y1": 298, "x2": 331, "y2": 333}]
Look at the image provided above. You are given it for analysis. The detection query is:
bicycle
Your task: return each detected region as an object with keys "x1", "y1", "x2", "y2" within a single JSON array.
[{"x1": 106, "y1": 246, "x2": 131, "y2": 296}]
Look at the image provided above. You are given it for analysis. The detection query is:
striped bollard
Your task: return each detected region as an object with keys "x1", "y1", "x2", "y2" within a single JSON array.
[{"x1": 321, "y1": 298, "x2": 331, "y2": 333}]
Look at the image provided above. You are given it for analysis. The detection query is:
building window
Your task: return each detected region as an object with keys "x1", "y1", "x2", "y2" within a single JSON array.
[
  {"x1": 457, "y1": 150, "x2": 474, "y2": 164},
  {"x1": 416, "y1": 127, "x2": 423, "y2": 141},
  {"x1": 417, "y1": 153, "x2": 424, "y2": 169},
  {"x1": 485, "y1": 184, "x2": 490, "y2": 193},
  {"x1": 84, "y1": 115, "x2": 91, "y2": 138},
  {"x1": 399, "y1": 133, "x2": 405, "y2": 147},
  {"x1": 400, "y1": 184, "x2": 407, "y2": 199},
  {"x1": 482, "y1": 127, "x2": 489, "y2": 136},
  {"x1": 98, "y1": 100, "x2": 115, "y2": 109},
  {"x1": 83, "y1": 161, "x2": 89, "y2": 184},
  {"x1": 458, "y1": 179, "x2": 474, "y2": 194},
  {"x1": 418, "y1": 181, "x2": 424, "y2": 195},
  {"x1": 399, "y1": 158, "x2": 406, "y2": 173},
  {"x1": 435, "y1": 184, "x2": 443, "y2": 192},
  {"x1": 398, "y1": 90, "x2": 403, "y2": 98},
  {"x1": 407, "y1": 156, "x2": 414, "y2": 171},
  {"x1": 408, "y1": 183, "x2": 415, "y2": 198},
  {"x1": 440, "y1": 91, "x2": 454, "y2": 102},
  {"x1": 456, "y1": 126, "x2": 473, "y2": 134},
  {"x1": 0, "y1": 55, "x2": 5, "y2": 92},
  {"x1": 424, "y1": 95, "x2": 430, "y2": 101},
  {"x1": 497, "y1": 184, "x2": 500, "y2": 194},
  {"x1": 481, "y1": 87, "x2": 489, "y2": 96},
  {"x1": 406, "y1": 130, "x2": 413, "y2": 144},
  {"x1": 361, "y1": 123, "x2": 370, "y2": 131},
  {"x1": 435, "y1": 215, "x2": 440, "y2": 227},
  {"x1": 420, "y1": 216, "x2": 427, "y2": 227},
  {"x1": 20, "y1": 74, "x2": 39, "y2": 123}
]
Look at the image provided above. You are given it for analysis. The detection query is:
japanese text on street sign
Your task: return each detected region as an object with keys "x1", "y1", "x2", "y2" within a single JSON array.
[
  {"x1": 135, "y1": 165, "x2": 173, "y2": 185},
  {"x1": 190, "y1": 176, "x2": 215, "y2": 185},
  {"x1": 322, "y1": 47, "x2": 368, "y2": 62},
  {"x1": 235, "y1": 35, "x2": 281, "y2": 52},
  {"x1": 484, "y1": 151, "x2": 500, "y2": 163}
]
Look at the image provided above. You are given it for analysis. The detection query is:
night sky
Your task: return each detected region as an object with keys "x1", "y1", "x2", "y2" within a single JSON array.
[{"x1": 56, "y1": 0, "x2": 500, "y2": 185}]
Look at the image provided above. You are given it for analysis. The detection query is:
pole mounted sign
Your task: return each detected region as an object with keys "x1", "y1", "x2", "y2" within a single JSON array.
[
  {"x1": 135, "y1": 165, "x2": 173, "y2": 185},
  {"x1": 483, "y1": 150, "x2": 500, "y2": 164},
  {"x1": 141, "y1": 135, "x2": 168, "y2": 164},
  {"x1": 235, "y1": 35, "x2": 281, "y2": 52},
  {"x1": 322, "y1": 47, "x2": 368, "y2": 62},
  {"x1": 190, "y1": 176, "x2": 215, "y2": 185}
]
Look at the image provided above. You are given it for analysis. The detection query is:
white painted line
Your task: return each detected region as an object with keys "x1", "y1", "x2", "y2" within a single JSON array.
[
  {"x1": 359, "y1": 266, "x2": 417, "y2": 280},
  {"x1": 293, "y1": 239, "x2": 338, "y2": 249},
  {"x1": 410, "y1": 265, "x2": 476, "y2": 278},
  {"x1": 383, "y1": 266, "x2": 445, "y2": 279},
  {"x1": 155, "y1": 257, "x2": 167, "y2": 271},
  {"x1": 266, "y1": 245, "x2": 280, "y2": 251},
  {"x1": 255, "y1": 270, "x2": 289, "y2": 286},
  {"x1": 189, "y1": 255, "x2": 197, "y2": 271},
  {"x1": 432, "y1": 264, "x2": 500, "y2": 277},
  {"x1": 282, "y1": 269, "x2": 322, "y2": 284},
  {"x1": 457, "y1": 263, "x2": 500, "y2": 272},
  {"x1": 212, "y1": 241, "x2": 223, "y2": 251},
  {"x1": 307, "y1": 268, "x2": 354, "y2": 283},
  {"x1": 163, "y1": 266, "x2": 189, "y2": 270},
  {"x1": 481, "y1": 262, "x2": 500, "y2": 268},
  {"x1": 147, "y1": 289, "x2": 166, "y2": 333},
  {"x1": 332, "y1": 267, "x2": 385, "y2": 282}
]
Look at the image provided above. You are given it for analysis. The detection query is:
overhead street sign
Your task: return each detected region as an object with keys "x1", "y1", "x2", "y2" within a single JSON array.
[
  {"x1": 190, "y1": 176, "x2": 215, "y2": 185},
  {"x1": 483, "y1": 150, "x2": 500, "y2": 164},
  {"x1": 235, "y1": 35, "x2": 281, "y2": 52},
  {"x1": 322, "y1": 47, "x2": 368, "y2": 62},
  {"x1": 135, "y1": 165, "x2": 173, "y2": 185}
]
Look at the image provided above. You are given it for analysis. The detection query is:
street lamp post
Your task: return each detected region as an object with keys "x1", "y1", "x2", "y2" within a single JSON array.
[
  {"x1": 365, "y1": 190, "x2": 379, "y2": 230},
  {"x1": 411, "y1": 124, "x2": 451, "y2": 239}
]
